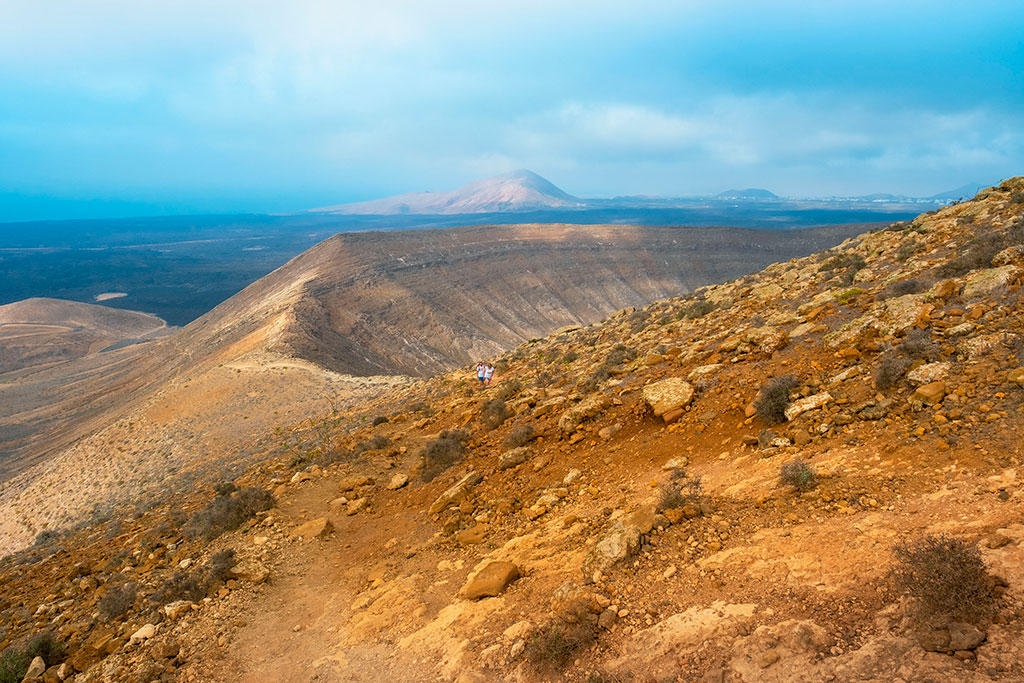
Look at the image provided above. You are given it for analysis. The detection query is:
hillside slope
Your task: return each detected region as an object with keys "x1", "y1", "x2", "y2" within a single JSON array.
[
  {"x1": 172, "y1": 222, "x2": 869, "y2": 377},
  {"x1": 1, "y1": 180, "x2": 1023, "y2": 682}
]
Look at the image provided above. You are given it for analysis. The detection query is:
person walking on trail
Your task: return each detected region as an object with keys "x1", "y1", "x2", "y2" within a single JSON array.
[
  {"x1": 476, "y1": 362, "x2": 486, "y2": 386},
  {"x1": 484, "y1": 363, "x2": 495, "y2": 386}
]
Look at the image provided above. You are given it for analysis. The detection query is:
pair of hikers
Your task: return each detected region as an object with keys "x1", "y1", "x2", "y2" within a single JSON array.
[{"x1": 476, "y1": 362, "x2": 495, "y2": 386}]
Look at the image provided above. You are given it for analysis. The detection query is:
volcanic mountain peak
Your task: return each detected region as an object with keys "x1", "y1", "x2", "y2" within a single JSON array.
[{"x1": 310, "y1": 169, "x2": 585, "y2": 215}]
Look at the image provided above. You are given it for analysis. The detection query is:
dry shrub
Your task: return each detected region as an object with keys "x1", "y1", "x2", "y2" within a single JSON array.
[
  {"x1": 184, "y1": 487, "x2": 274, "y2": 541},
  {"x1": 874, "y1": 354, "x2": 911, "y2": 390},
  {"x1": 371, "y1": 415, "x2": 389, "y2": 426},
  {"x1": 779, "y1": 459, "x2": 818, "y2": 491},
  {"x1": 657, "y1": 475, "x2": 705, "y2": 512},
  {"x1": 896, "y1": 239, "x2": 923, "y2": 261},
  {"x1": 98, "y1": 581, "x2": 137, "y2": 620},
  {"x1": 682, "y1": 299, "x2": 715, "y2": 320},
  {"x1": 481, "y1": 399, "x2": 510, "y2": 430},
  {"x1": 421, "y1": 429, "x2": 470, "y2": 482},
  {"x1": 604, "y1": 344, "x2": 637, "y2": 366},
  {"x1": 892, "y1": 534, "x2": 996, "y2": 623},
  {"x1": 899, "y1": 329, "x2": 938, "y2": 360},
  {"x1": 526, "y1": 603, "x2": 598, "y2": 674},
  {"x1": 149, "y1": 550, "x2": 237, "y2": 606},
  {"x1": 755, "y1": 375, "x2": 797, "y2": 425},
  {"x1": 354, "y1": 434, "x2": 390, "y2": 454},
  {"x1": 503, "y1": 424, "x2": 536, "y2": 449}
]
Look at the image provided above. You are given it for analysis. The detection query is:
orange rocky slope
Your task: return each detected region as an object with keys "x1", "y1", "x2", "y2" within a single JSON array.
[{"x1": 1, "y1": 179, "x2": 1024, "y2": 682}]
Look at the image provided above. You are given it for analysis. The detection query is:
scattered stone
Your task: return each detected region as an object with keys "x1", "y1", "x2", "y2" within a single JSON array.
[
  {"x1": 558, "y1": 394, "x2": 610, "y2": 433},
  {"x1": 784, "y1": 392, "x2": 832, "y2": 421},
  {"x1": 1008, "y1": 367, "x2": 1024, "y2": 387},
  {"x1": 497, "y1": 447, "x2": 531, "y2": 471},
  {"x1": 456, "y1": 525, "x2": 488, "y2": 546},
  {"x1": 129, "y1": 623, "x2": 156, "y2": 646},
  {"x1": 582, "y1": 521, "x2": 642, "y2": 583},
  {"x1": 461, "y1": 561, "x2": 520, "y2": 600},
  {"x1": 387, "y1": 473, "x2": 409, "y2": 490},
  {"x1": 24, "y1": 656, "x2": 46, "y2": 680},
  {"x1": 338, "y1": 475, "x2": 372, "y2": 492},
  {"x1": 948, "y1": 622, "x2": 986, "y2": 651},
  {"x1": 289, "y1": 517, "x2": 334, "y2": 539},
  {"x1": 429, "y1": 472, "x2": 482, "y2": 514},
  {"x1": 662, "y1": 456, "x2": 688, "y2": 471},
  {"x1": 163, "y1": 601, "x2": 194, "y2": 620},
  {"x1": 962, "y1": 265, "x2": 1021, "y2": 299},
  {"x1": 346, "y1": 498, "x2": 368, "y2": 516},
  {"x1": 290, "y1": 471, "x2": 314, "y2": 484},
  {"x1": 913, "y1": 381, "x2": 946, "y2": 406},
  {"x1": 907, "y1": 362, "x2": 951, "y2": 385},
  {"x1": 598, "y1": 423, "x2": 622, "y2": 440},
  {"x1": 641, "y1": 378, "x2": 695, "y2": 418}
]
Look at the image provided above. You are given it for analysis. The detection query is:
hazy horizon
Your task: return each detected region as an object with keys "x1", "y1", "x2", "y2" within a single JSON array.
[{"x1": 2, "y1": 1, "x2": 1023, "y2": 222}]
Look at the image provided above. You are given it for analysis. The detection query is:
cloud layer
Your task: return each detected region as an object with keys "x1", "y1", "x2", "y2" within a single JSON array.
[{"x1": 1, "y1": 1, "x2": 1022, "y2": 219}]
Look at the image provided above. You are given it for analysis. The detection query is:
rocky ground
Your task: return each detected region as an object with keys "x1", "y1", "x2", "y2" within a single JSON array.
[{"x1": 2, "y1": 179, "x2": 1024, "y2": 682}]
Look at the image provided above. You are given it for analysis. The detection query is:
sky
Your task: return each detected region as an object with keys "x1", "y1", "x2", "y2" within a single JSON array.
[{"x1": 1, "y1": 0, "x2": 1023, "y2": 221}]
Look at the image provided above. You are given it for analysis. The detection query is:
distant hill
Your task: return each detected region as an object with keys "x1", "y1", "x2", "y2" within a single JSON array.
[
  {"x1": 715, "y1": 188, "x2": 779, "y2": 200},
  {"x1": 925, "y1": 182, "x2": 989, "y2": 202},
  {"x1": 311, "y1": 170, "x2": 585, "y2": 215},
  {"x1": 0, "y1": 298, "x2": 169, "y2": 375}
]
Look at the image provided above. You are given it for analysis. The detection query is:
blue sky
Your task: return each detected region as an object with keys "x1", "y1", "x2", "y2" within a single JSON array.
[{"x1": 1, "y1": 0, "x2": 1023, "y2": 220}]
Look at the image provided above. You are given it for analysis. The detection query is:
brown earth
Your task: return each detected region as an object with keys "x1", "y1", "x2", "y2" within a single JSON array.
[{"x1": 3, "y1": 182, "x2": 1024, "y2": 682}]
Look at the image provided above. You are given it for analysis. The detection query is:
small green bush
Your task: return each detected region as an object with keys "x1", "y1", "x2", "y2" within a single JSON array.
[
  {"x1": 779, "y1": 459, "x2": 818, "y2": 491},
  {"x1": 754, "y1": 376, "x2": 798, "y2": 425},
  {"x1": 421, "y1": 429, "x2": 470, "y2": 482},
  {"x1": 892, "y1": 534, "x2": 996, "y2": 623},
  {"x1": 0, "y1": 633, "x2": 66, "y2": 683}
]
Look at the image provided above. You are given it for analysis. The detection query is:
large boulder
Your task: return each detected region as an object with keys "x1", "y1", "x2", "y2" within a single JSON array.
[
  {"x1": 289, "y1": 517, "x2": 334, "y2": 539},
  {"x1": 745, "y1": 326, "x2": 789, "y2": 355},
  {"x1": 641, "y1": 378, "x2": 695, "y2": 418},
  {"x1": 461, "y1": 561, "x2": 520, "y2": 600}
]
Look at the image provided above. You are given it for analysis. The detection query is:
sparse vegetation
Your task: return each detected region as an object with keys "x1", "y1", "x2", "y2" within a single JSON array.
[
  {"x1": 98, "y1": 581, "x2": 137, "y2": 620},
  {"x1": 874, "y1": 354, "x2": 911, "y2": 390},
  {"x1": 604, "y1": 343, "x2": 637, "y2": 366},
  {"x1": 899, "y1": 329, "x2": 937, "y2": 360},
  {"x1": 936, "y1": 234, "x2": 1005, "y2": 278},
  {"x1": 503, "y1": 424, "x2": 536, "y2": 449},
  {"x1": 754, "y1": 375, "x2": 797, "y2": 425},
  {"x1": 481, "y1": 399, "x2": 510, "y2": 430},
  {"x1": 883, "y1": 277, "x2": 926, "y2": 298},
  {"x1": 657, "y1": 475, "x2": 706, "y2": 513},
  {"x1": 353, "y1": 434, "x2": 390, "y2": 454},
  {"x1": 896, "y1": 239, "x2": 924, "y2": 261},
  {"x1": 421, "y1": 429, "x2": 470, "y2": 482},
  {"x1": 681, "y1": 299, "x2": 715, "y2": 320},
  {"x1": 150, "y1": 549, "x2": 237, "y2": 606},
  {"x1": 779, "y1": 459, "x2": 818, "y2": 491},
  {"x1": 371, "y1": 415, "x2": 389, "y2": 426},
  {"x1": 892, "y1": 534, "x2": 996, "y2": 623},
  {"x1": 0, "y1": 633, "x2": 65, "y2": 683},
  {"x1": 184, "y1": 487, "x2": 275, "y2": 541},
  {"x1": 819, "y1": 252, "x2": 867, "y2": 284},
  {"x1": 526, "y1": 602, "x2": 598, "y2": 674}
]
